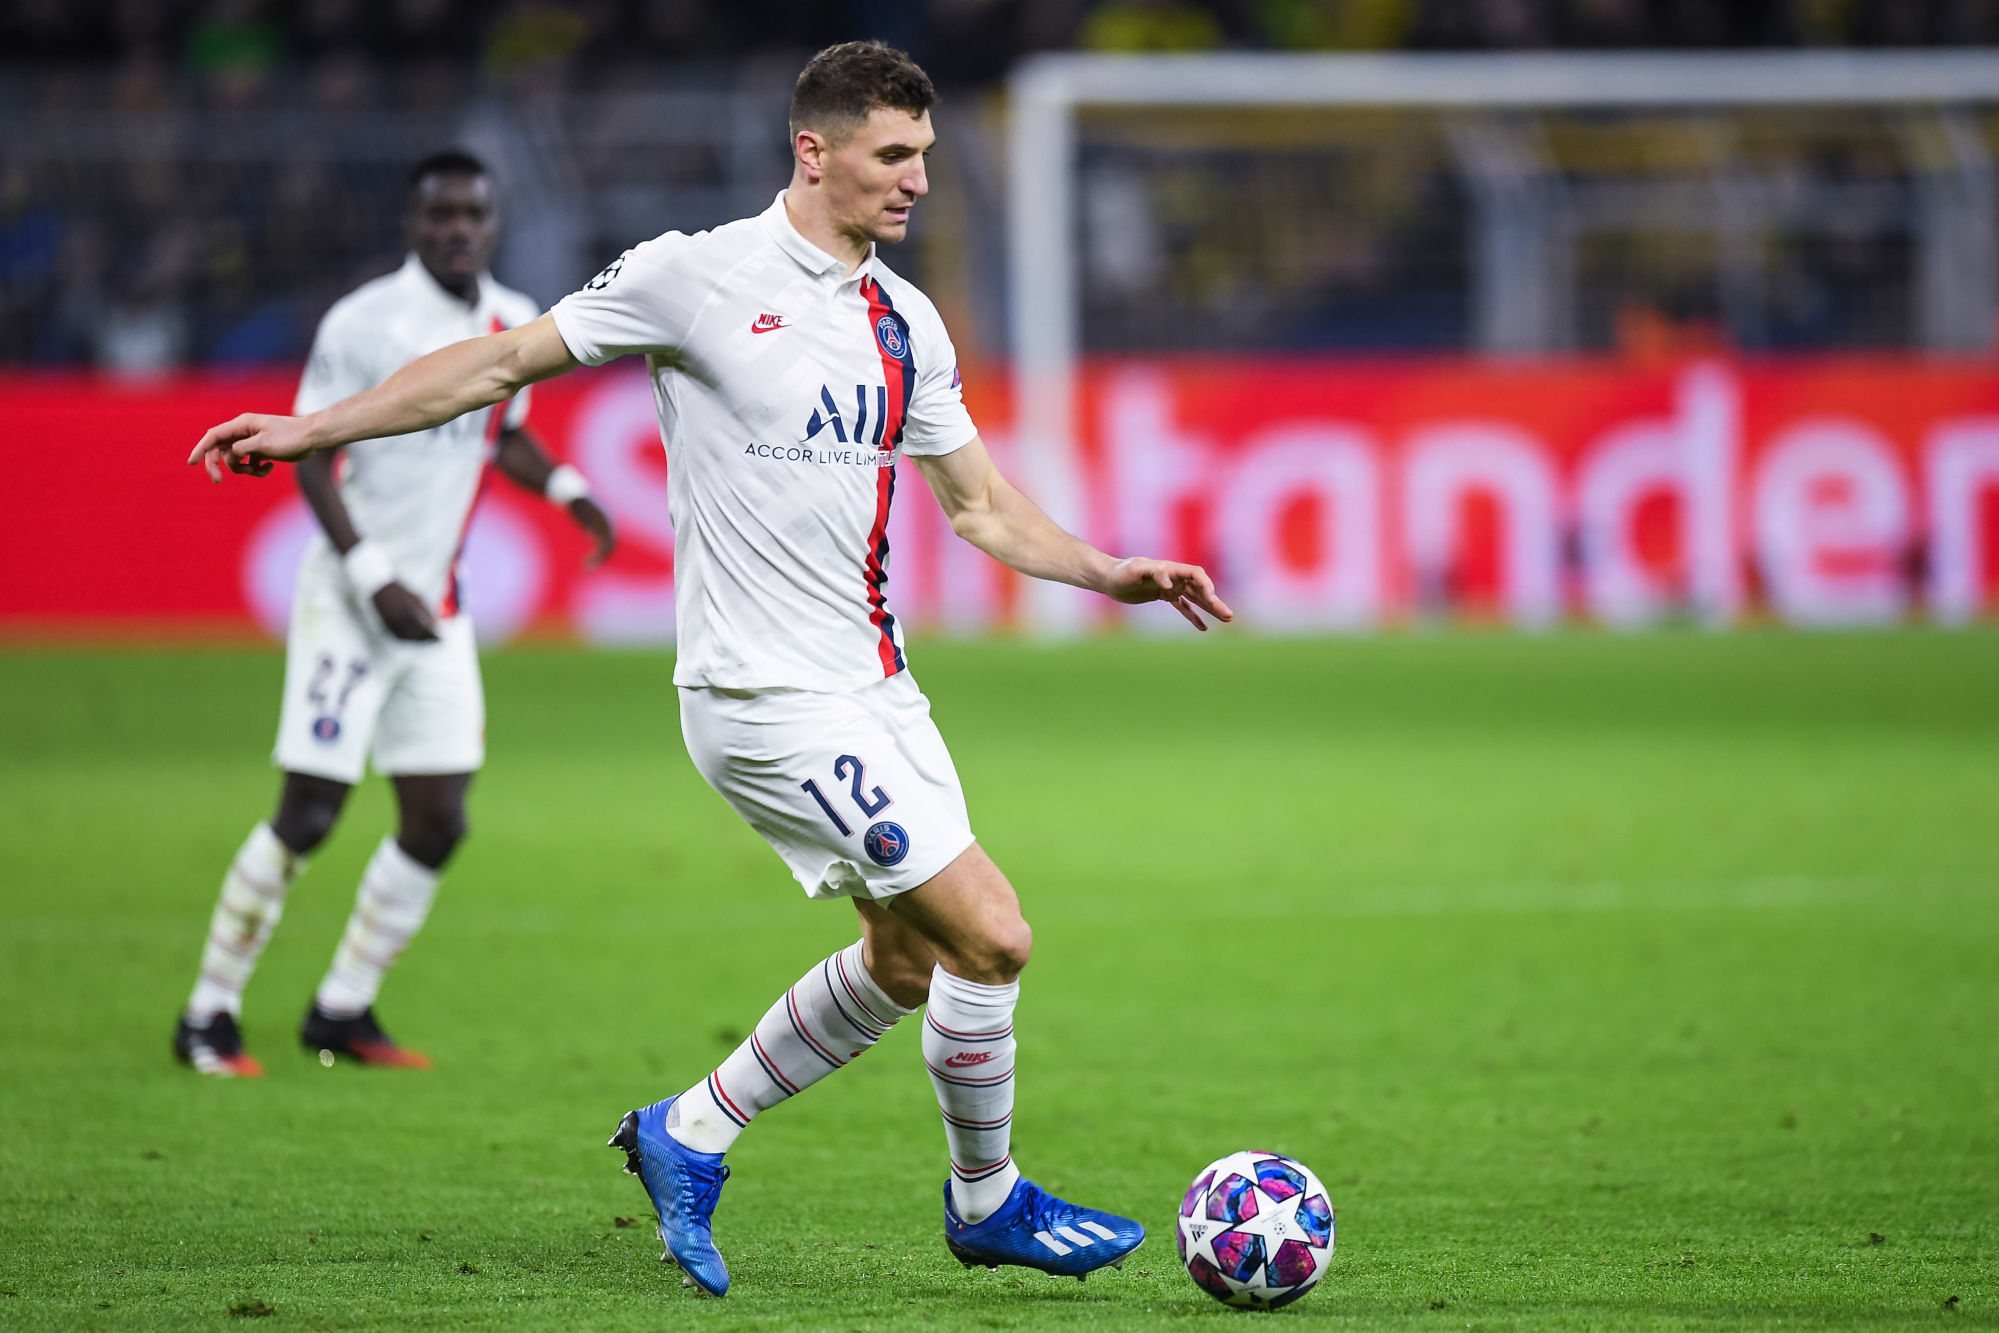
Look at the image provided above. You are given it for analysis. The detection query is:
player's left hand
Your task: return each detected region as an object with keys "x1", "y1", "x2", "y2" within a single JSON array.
[
  {"x1": 1101, "y1": 558, "x2": 1234, "y2": 631},
  {"x1": 568, "y1": 497, "x2": 616, "y2": 568},
  {"x1": 188, "y1": 413, "x2": 317, "y2": 482}
]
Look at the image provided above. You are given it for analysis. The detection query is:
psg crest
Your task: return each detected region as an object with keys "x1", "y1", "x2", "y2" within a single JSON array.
[
  {"x1": 875, "y1": 314, "x2": 908, "y2": 360},
  {"x1": 863, "y1": 820, "x2": 909, "y2": 867},
  {"x1": 311, "y1": 716, "x2": 341, "y2": 743}
]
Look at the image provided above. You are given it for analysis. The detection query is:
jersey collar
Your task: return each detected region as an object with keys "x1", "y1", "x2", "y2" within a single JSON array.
[
  {"x1": 399, "y1": 251, "x2": 490, "y2": 314},
  {"x1": 762, "y1": 191, "x2": 875, "y2": 284}
]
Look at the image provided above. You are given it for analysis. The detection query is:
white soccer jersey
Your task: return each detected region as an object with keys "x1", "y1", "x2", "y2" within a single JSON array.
[
  {"x1": 295, "y1": 253, "x2": 539, "y2": 614},
  {"x1": 550, "y1": 192, "x2": 978, "y2": 691}
]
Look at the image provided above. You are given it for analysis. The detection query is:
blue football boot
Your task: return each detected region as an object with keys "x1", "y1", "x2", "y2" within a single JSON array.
[
  {"x1": 943, "y1": 1176, "x2": 1145, "y2": 1280},
  {"x1": 608, "y1": 1097, "x2": 731, "y2": 1296}
]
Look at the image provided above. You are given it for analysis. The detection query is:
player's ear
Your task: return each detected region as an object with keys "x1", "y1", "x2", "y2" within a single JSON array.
[{"x1": 795, "y1": 127, "x2": 829, "y2": 182}]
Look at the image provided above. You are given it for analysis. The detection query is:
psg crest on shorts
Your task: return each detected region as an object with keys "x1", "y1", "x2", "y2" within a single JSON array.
[
  {"x1": 875, "y1": 314, "x2": 908, "y2": 361},
  {"x1": 311, "y1": 716, "x2": 341, "y2": 743},
  {"x1": 863, "y1": 820, "x2": 910, "y2": 867}
]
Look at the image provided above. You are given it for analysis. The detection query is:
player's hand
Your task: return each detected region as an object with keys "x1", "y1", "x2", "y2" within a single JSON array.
[
  {"x1": 372, "y1": 583, "x2": 441, "y2": 642},
  {"x1": 1101, "y1": 558, "x2": 1235, "y2": 631},
  {"x1": 568, "y1": 497, "x2": 616, "y2": 568},
  {"x1": 187, "y1": 413, "x2": 318, "y2": 483}
]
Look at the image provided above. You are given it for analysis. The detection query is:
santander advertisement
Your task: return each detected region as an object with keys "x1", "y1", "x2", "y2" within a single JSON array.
[{"x1": 6, "y1": 356, "x2": 1999, "y2": 640}]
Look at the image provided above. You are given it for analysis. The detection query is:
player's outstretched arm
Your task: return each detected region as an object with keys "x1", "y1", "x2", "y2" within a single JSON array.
[
  {"x1": 913, "y1": 437, "x2": 1234, "y2": 631},
  {"x1": 188, "y1": 314, "x2": 579, "y2": 482}
]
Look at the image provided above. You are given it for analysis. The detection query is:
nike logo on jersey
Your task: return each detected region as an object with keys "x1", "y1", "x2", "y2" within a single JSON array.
[
  {"x1": 944, "y1": 1051, "x2": 996, "y2": 1069},
  {"x1": 750, "y1": 313, "x2": 789, "y2": 334}
]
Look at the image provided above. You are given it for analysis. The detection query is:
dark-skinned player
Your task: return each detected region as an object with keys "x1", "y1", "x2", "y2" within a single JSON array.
[{"x1": 172, "y1": 149, "x2": 615, "y2": 1075}]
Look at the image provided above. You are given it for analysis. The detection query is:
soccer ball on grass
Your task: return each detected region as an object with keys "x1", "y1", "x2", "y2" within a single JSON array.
[{"x1": 1176, "y1": 1150, "x2": 1335, "y2": 1309}]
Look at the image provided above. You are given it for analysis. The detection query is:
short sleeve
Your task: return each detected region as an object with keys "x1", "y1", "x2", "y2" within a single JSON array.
[
  {"x1": 900, "y1": 311, "x2": 978, "y2": 458},
  {"x1": 294, "y1": 304, "x2": 372, "y2": 414},
  {"x1": 550, "y1": 232, "x2": 708, "y2": 366}
]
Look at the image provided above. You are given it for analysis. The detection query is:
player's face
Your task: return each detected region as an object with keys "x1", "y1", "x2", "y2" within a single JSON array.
[
  {"x1": 822, "y1": 108, "x2": 933, "y2": 246},
  {"x1": 407, "y1": 173, "x2": 498, "y2": 290}
]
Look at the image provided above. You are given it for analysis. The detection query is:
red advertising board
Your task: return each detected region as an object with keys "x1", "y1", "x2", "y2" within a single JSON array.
[
  {"x1": 5, "y1": 357, "x2": 1999, "y2": 640},
  {"x1": 1074, "y1": 358, "x2": 1999, "y2": 630},
  {"x1": 0, "y1": 366, "x2": 671, "y2": 641}
]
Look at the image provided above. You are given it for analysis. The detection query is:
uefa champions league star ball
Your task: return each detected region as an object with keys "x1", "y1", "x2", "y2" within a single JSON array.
[{"x1": 1176, "y1": 1151, "x2": 1336, "y2": 1309}]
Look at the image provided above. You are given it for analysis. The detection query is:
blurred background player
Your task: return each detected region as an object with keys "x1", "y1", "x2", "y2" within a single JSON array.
[{"x1": 172, "y1": 149, "x2": 615, "y2": 1077}]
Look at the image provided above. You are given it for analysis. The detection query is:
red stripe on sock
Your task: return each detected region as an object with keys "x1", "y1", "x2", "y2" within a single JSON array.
[
  {"x1": 925, "y1": 1060, "x2": 1015, "y2": 1087},
  {"x1": 787, "y1": 990, "x2": 845, "y2": 1068},
  {"x1": 834, "y1": 952, "x2": 891, "y2": 1030},
  {"x1": 750, "y1": 1032, "x2": 801, "y2": 1095},
  {"x1": 951, "y1": 1155, "x2": 1013, "y2": 1181},
  {"x1": 708, "y1": 1073, "x2": 752, "y2": 1126},
  {"x1": 925, "y1": 1014, "x2": 1013, "y2": 1042}
]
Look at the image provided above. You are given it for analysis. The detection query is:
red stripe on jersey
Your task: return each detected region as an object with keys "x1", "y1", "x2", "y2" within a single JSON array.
[
  {"x1": 863, "y1": 465, "x2": 901, "y2": 676},
  {"x1": 861, "y1": 276, "x2": 911, "y2": 448},
  {"x1": 859, "y1": 277, "x2": 911, "y2": 677}
]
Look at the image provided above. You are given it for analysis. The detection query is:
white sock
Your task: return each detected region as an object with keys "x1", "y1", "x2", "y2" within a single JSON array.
[
  {"x1": 187, "y1": 823, "x2": 304, "y2": 1022},
  {"x1": 314, "y1": 837, "x2": 439, "y2": 1017},
  {"x1": 667, "y1": 940, "x2": 912, "y2": 1155},
  {"x1": 924, "y1": 965, "x2": 1022, "y2": 1223}
]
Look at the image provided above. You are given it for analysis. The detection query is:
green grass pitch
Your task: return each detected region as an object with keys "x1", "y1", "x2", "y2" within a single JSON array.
[{"x1": 2, "y1": 632, "x2": 1995, "y2": 1330}]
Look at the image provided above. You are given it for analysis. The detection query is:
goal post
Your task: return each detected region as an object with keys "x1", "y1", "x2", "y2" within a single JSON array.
[{"x1": 1004, "y1": 50, "x2": 1999, "y2": 631}]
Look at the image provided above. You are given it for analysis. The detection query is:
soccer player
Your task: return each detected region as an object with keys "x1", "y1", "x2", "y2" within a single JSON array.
[
  {"x1": 186, "y1": 44, "x2": 1229, "y2": 1292},
  {"x1": 173, "y1": 149, "x2": 616, "y2": 1077}
]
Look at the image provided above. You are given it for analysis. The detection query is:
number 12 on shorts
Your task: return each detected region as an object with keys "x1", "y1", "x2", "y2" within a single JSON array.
[{"x1": 801, "y1": 755, "x2": 892, "y2": 837}]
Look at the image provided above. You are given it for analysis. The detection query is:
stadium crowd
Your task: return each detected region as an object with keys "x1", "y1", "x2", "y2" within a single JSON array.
[
  {"x1": 2, "y1": 0, "x2": 1991, "y2": 372},
  {"x1": 7, "y1": 1, "x2": 1997, "y2": 80}
]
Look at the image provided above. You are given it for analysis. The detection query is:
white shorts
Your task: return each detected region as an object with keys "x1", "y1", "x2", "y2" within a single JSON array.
[
  {"x1": 272, "y1": 567, "x2": 485, "y2": 784},
  {"x1": 679, "y1": 671, "x2": 975, "y2": 901}
]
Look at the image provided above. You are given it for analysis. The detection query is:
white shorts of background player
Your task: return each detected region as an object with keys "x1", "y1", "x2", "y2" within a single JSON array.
[
  {"x1": 273, "y1": 562, "x2": 485, "y2": 783},
  {"x1": 679, "y1": 671, "x2": 975, "y2": 901}
]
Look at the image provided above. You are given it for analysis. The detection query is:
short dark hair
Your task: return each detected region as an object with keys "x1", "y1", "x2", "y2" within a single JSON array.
[
  {"x1": 790, "y1": 41, "x2": 935, "y2": 142},
  {"x1": 406, "y1": 148, "x2": 490, "y2": 201}
]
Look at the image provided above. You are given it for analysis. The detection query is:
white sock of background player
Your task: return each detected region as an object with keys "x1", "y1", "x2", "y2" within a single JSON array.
[
  {"x1": 314, "y1": 836, "x2": 439, "y2": 1017},
  {"x1": 923, "y1": 966, "x2": 1022, "y2": 1223},
  {"x1": 667, "y1": 940, "x2": 911, "y2": 1155},
  {"x1": 185, "y1": 823, "x2": 305, "y2": 1022}
]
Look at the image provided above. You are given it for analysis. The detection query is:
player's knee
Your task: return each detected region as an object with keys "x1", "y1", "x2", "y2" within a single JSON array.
[
  {"x1": 400, "y1": 805, "x2": 468, "y2": 869},
  {"x1": 273, "y1": 794, "x2": 342, "y2": 855},
  {"x1": 964, "y1": 916, "x2": 1032, "y2": 983},
  {"x1": 996, "y1": 917, "x2": 1034, "y2": 976}
]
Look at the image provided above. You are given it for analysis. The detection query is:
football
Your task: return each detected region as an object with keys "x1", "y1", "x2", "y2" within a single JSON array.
[{"x1": 1176, "y1": 1151, "x2": 1336, "y2": 1309}]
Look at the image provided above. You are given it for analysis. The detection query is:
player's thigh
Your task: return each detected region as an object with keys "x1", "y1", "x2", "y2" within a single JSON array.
[
  {"x1": 679, "y1": 685, "x2": 975, "y2": 902},
  {"x1": 273, "y1": 580, "x2": 390, "y2": 785},
  {"x1": 859, "y1": 679, "x2": 1025, "y2": 974},
  {"x1": 868, "y1": 671, "x2": 973, "y2": 829},
  {"x1": 372, "y1": 616, "x2": 485, "y2": 777}
]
